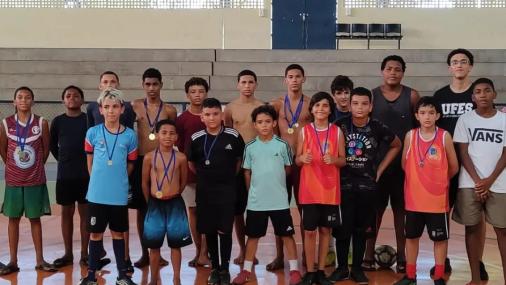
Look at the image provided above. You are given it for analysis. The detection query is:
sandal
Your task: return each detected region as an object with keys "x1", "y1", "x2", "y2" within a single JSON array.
[
  {"x1": 97, "y1": 258, "x2": 111, "y2": 270},
  {"x1": 188, "y1": 257, "x2": 198, "y2": 268},
  {"x1": 0, "y1": 263, "x2": 19, "y2": 275},
  {"x1": 361, "y1": 260, "x2": 376, "y2": 271},
  {"x1": 266, "y1": 258, "x2": 285, "y2": 271},
  {"x1": 53, "y1": 256, "x2": 73, "y2": 268},
  {"x1": 35, "y1": 262, "x2": 57, "y2": 272},
  {"x1": 79, "y1": 256, "x2": 88, "y2": 266}
]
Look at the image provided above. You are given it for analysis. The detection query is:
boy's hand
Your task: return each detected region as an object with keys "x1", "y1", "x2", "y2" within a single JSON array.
[
  {"x1": 475, "y1": 177, "x2": 493, "y2": 193},
  {"x1": 300, "y1": 150, "x2": 313, "y2": 164},
  {"x1": 322, "y1": 153, "x2": 334, "y2": 165}
]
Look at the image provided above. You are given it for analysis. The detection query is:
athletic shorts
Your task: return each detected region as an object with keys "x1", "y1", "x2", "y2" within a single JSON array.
[
  {"x1": 448, "y1": 174, "x2": 459, "y2": 209},
  {"x1": 87, "y1": 202, "x2": 129, "y2": 233},
  {"x1": 1, "y1": 184, "x2": 51, "y2": 219},
  {"x1": 245, "y1": 209, "x2": 295, "y2": 238},
  {"x1": 377, "y1": 171, "x2": 405, "y2": 211},
  {"x1": 56, "y1": 178, "x2": 89, "y2": 206},
  {"x1": 235, "y1": 170, "x2": 247, "y2": 215},
  {"x1": 197, "y1": 203, "x2": 235, "y2": 235},
  {"x1": 143, "y1": 196, "x2": 193, "y2": 249},
  {"x1": 181, "y1": 183, "x2": 196, "y2": 208},
  {"x1": 405, "y1": 211, "x2": 449, "y2": 241},
  {"x1": 333, "y1": 188, "x2": 377, "y2": 240},
  {"x1": 452, "y1": 188, "x2": 506, "y2": 229},
  {"x1": 286, "y1": 162, "x2": 300, "y2": 205},
  {"x1": 301, "y1": 204, "x2": 341, "y2": 231},
  {"x1": 128, "y1": 156, "x2": 146, "y2": 210}
]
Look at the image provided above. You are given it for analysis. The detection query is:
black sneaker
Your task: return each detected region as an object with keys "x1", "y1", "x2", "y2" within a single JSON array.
[
  {"x1": 479, "y1": 261, "x2": 489, "y2": 281},
  {"x1": 350, "y1": 268, "x2": 369, "y2": 284},
  {"x1": 125, "y1": 259, "x2": 134, "y2": 274},
  {"x1": 393, "y1": 275, "x2": 417, "y2": 285},
  {"x1": 315, "y1": 270, "x2": 334, "y2": 285},
  {"x1": 220, "y1": 270, "x2": 231, "y2": 285},
  {"x1": 328, "y1": 266, "x2": 349, "y2": 282},
  {"x1": 434, "y1": 278, "x2": 445, "y2": 285},
  {"x1": 116, "y1": 276, "x2": 137, "y2": 285},
  {"x1": 208, "y1": 269, "x2": 220, "y2": 285},
  {"x1": 78, "y1": 278, "x2": 98, "y2": 285},
  {"x1": 297, "y1": 272, "x2": 315, "y2": 285},
  {"x1": 430, "y1": 258, "x2": 452, "y2": 276}
]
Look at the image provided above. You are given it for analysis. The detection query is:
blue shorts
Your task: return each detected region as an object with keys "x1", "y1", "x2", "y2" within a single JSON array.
[{"x1": 142, "y1": 196, "x2": 193, "y2": 249}]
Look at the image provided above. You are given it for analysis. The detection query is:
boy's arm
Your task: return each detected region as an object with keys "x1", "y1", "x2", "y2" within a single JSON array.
[
  {"x1": 86, "y1": 104, "x2": 95, "y2": 129},
  {"x1": 244, "y1": 169, "x2": 252, "y2": 192},
  {"x1": 401, "y1": 131, "x2": 412, "y2": 171},
  {"x1": 179, "y1": 155, "x2": 188, "y2": 193},
  {"x1": 141, "y1": 153, "x2": 152, "y2": 202},
  {"x1": 336, "y1": 128, "x2": 346, "y2": 167},
  {"x1": 188, "y1": 161, "x2": 197, "y2": 174},
  {"x1": 269, "y1": 99, "x2": 281, "y2": 135},
  {"x1": 0, "y1": 124, "x2": 7, "y2": 163},
  {"x1": 86, "y1": 154, "x2": 93, "y2": 175},
  {"x1": 444, "y1": 132, "x2": 459, "y2": 178},
  {"x1": 474, "y1": 146, "x2": 506, "y2": 194},
  {"x1": 41, "y1": 119, "x2": 50, "y2": 163},
  {"x1": 165, "y1": 104, "x2": 178, "y2": 121},
  {"x1": 223, "y1": 104, "x2": 233, "y2": 127},
  {"x1": 376, "y1": 135, "x2": 402, "y2": 182},
  {"x1": 127, "y1": 161, "x2": 135, "y2": 176},
  {"x1": 49, "y1": 119, "x2": 59, "y2": 160}
]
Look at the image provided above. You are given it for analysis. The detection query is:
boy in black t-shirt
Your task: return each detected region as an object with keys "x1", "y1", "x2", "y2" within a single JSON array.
[
  {"x1": 330, "y1": 87, "x2": 401, "y2": 284},
  {"x1": 50, "y1": 86, "x2": 90, "y2": 267},
  {"x1": 187, "y1": 98, "x2": 245, "y2": 285}
]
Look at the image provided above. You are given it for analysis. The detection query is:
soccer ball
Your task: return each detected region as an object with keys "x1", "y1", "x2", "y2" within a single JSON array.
[{"x1": 374, "y1": 245, "x2": 397, "y2": 269}]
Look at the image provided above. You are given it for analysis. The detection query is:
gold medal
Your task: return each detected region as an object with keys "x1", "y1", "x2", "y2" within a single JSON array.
[
  {"x1": 155, "y1": 191, "x2": 163, "y2": 199},
  {"x1": 148, "y1": 133, "x2": 156, "y2": 141},
  {"x1": 287, "y1": 128, "x2": 294, "y2": 134}
]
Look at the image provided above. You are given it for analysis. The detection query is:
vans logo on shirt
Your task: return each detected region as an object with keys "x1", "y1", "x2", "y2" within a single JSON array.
[
  {"x1": 225, "y1": 144, "x2": 233, "y2": 150},
  {"x1": 468, "y1": 128, "x2": 503, "y2": 143}
]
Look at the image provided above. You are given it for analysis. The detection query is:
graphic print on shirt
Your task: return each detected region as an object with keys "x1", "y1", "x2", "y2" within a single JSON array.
[
  {"x1": 346, "y1": 132, "x2": 372, "y2": 168},
  {"x1": 440, "y1": 103, "x2": 473, "y2": 119},
  {"x1": 468, "y1": 128, "x2": 504, "y2": 143}
]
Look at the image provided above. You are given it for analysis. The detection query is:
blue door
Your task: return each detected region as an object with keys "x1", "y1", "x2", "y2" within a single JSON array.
[
  {"x1": 306, "y1": 0, "x2": 336, "y2": 49},
  {"x1": 272, "y1": 0, "x2": 305, "y2": 49}
]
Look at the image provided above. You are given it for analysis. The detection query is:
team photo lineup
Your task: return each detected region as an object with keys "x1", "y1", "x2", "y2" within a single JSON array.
[{"x1": 0, "y1": 48, "x2": 504, "y2": 285}]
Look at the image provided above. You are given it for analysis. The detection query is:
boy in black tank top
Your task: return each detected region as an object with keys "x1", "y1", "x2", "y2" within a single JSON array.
[{"x1": 366, "y1": 55, "x2": 420, "y2": 273}]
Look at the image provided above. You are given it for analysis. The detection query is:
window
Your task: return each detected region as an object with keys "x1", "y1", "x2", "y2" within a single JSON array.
[{"x1": 343, "y1": 0, "x2": 506, "y2": 8}]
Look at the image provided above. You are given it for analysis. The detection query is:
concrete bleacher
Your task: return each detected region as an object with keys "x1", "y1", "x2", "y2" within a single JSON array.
[{"x1": 0, "y1": 48, "x2": 504, "y2": 111}]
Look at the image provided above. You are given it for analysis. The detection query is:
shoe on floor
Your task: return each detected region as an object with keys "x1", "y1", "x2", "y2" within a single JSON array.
[
  {"x1": 328, "y1": 266, "x2": 349, "y2": 282},
  {"x1": 208, "y1": 269, "x2": 220, "y2": 285},
  {"x1": 393, "y1": 275, "x2": 417, "y2": 285},
  {"x1": 350, "y1": 268, "x2": 369, "y2": 284},
  {"x1": 232, "y1": 270, "x2": 252, "y2": 285}
]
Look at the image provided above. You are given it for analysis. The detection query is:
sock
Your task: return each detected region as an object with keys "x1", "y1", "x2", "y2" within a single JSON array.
[
  {"x1": 206, "y1": 233, "x2": 219, "y2": 269},
  {"x1": 434, "y1": 264, "x2": 445, "y2": 279},
  {"x1": 352, "y1": 233, "x2": 366, "y2": 270},
  {"x1": 289, "y1": 259, "x2": 298, "y2": 271},
  {"x1": 218, "y1": 233, "x2": 232, "y2": 271},
  {"x1": 406, "y1": 263, "x2": 416, "y2": 279},
  {"x1": 328, "y1": 237, "x2": 335, "y2": 251},
  {"x1": 243, "y1": 260, "x2": 253, "y2": 272},
  {"x1": 335, "y1": 237, "x2": 350, "y2": 269},
  {"x1": 112, "y1": 239, "x2": 127, "y2": 279},
  {"x1": 87, "y1": 240, "x2": 102, "y2": 281}
]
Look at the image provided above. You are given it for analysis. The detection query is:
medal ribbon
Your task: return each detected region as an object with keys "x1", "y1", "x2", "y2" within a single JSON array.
[
  {"x1": 416, "y1": 128, "x2": 438, "y2": 166},
  {"x1": 313, "y1": 123, "x2": 331, "y2": 157},
  {"x1": 101, "y1": 124, "x2": 121, "y2": 163},
  {"x1": 284, "y1": 95, "x2": 304, "y2": 128},
  {"x1": 154, "y1": 148, "x2": 176, "y2": 193},
  {"x1": 15, "y1": 114, "x2": 32, "y2": 152},
  {"x1": 204, "y1": 126, "x2": 223, "y2": 164},
  {"x1": 144, "y1": 99, "x2": 163, "y2": 133}
]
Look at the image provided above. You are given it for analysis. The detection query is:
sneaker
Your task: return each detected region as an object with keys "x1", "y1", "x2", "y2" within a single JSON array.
[
  {"x1": 232, "y1": 270, "x2": 252, "y2": 285},
  {"x1": 296, "y1": 272, "x2": 315, "y2": 285},
  {"x1": 393, "y1": 275, "x2": 417, "y2": 285},
  {"x1": 315, "y1": 270, "x2": 334, "y2": 285},
  {"x1": 328, "y1": 266, "x2": 350, "y2": 282},
  {"x1": 479, "y1": 261, "x2": 489, "y2": 281},
  {"x1": 220, "y1": 270, "x2": 231, "y2": 285},
  {"x1": 430, "y1": 258, "x2": 452, "y2": 276},
  {"x1": 125, "y1": 259, "x2": 134, "y2": 274},
  {"x1": 78, "y1": 278, "x2": 98, "y2": 285},
  {"x1": 350, "y1": 268, "x2": 369, "y2": 284},
  {"x1": 289, "y1": 270, "x2": 302, "y2": 285},
  {"x1": 208, "y1": 269, "x2": 220, "y2": 285},
  {"x1": 434, "y1": 278, "x2": 446, "y2": 285},
  {"x1": 116, "y1": 276, "x2": 137, "y2": 285},
  {"x1": 325, "y1": 249, "x2": 336, "y2": 267}
]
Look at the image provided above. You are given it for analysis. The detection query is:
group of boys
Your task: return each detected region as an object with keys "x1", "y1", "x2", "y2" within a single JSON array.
[{"x1": 0, "y1": 48, "x2": 504, "y2": 285}]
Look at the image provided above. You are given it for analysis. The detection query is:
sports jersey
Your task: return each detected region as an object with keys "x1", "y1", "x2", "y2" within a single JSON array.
[
  {"x1": 85, "y1": 124, "x2": 138, "y2": 205},
  {"x1": 433, "y1": 85, "x2": 474, "y2": 135},
  {"x1": 453, "y1": 110, "x2": 506, "y2": 193},
  {"x1": 298, "y1": 123, "x2": 340, "y2": 205},
  {"x1": 3, "y1": 114, "x2": 46, "y2": 186},
  {"x1": 50, "y1": 113, "x2": 89, "y2": 180},
  {"x1": 242, "y1": 135, "x2": 292, "y2": 211},
  {"x1": 187, "y1": 127, "x2": 245, "y2": 205},
  {"x1": 404, "y1": 128, "x2": 449, "y2": 213},
  {"x1": 86, "y1": 102, "x2": 135, "y2": 129},
  {"x1": 175, "y1": 110, "x2": 205, "y2": 184}
]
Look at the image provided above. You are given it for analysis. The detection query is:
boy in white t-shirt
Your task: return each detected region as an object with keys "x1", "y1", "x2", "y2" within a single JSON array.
[{"x1": 452, "y1": 78, "x2": 506, "y2": 285}]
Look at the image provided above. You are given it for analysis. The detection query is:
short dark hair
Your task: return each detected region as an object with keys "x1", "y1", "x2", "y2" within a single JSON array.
[
  {"x1": 155, "y1": 119, "x2": 176, "y2": 132},
  {"x1": 285, "y1": 64, "x2": 305, "y2": 77},
  {"x1": 202, "y1": 97, "x2": 222, "y2": 109},
  {"x1": 14, "y1": 86, "x2": 34, "y2": 100},
  {"x1": 447, "y1": 48, "x2": 474, "y2": 66},
  {"x1": 185, "y1": 77, "x2": 209, "y2": 93},
  {"x1": 142, "y1": 68, "x2": 162, "y2": 82},
  {"x1": 414, "y1": 96, "x2": 441, "y2": 114},
  {"x1": 381, "y1": 55, "x2": 406, "y2": 72},
  {"x1": 350, "y1": 87, "x2": 372, "y2": 102},
  {"x1": 251, "y1": 104, "x2": 278, "y2": 122},
  {"x1": 100, "y1": 71, "x2": 119, "y2": 82},
  {"x1": 472, "y1": 77, "x2": 495, "y2": 92},
  {"x1": 308, "y1": 92, "x2": 336, "y2": 122},
  {"x1": 330, "y1": 75, "x2": 354, "y2": 94},
  {"x1": 61, "y1": 85, "x2": 84, "y2": 100},
  {"x1": 237, "y1": 69, "x2": 257, "y2": 82}
]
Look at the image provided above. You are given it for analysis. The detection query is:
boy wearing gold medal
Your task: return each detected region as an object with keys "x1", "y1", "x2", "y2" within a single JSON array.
[{"x1": 142, "y1": 119, "x2": 192, "y2": 285}]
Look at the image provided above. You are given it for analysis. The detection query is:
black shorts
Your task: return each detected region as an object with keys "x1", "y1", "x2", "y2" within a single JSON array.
[
  {"x1": 405, "y1": 211, "x2": 449, "y2": 241},
  {"x1": 302, "y1": 204, "x2": 341, "y2": 231},
  {"x1": 245, "y1": 209, "x2": 295, "y2": 238},
  {"x1": 235, "y1": 170, "x2": 247, "y2": 215},
  {"x1": 87, "y1": 202, "x2": 129, "y2": 233},
  {"x1": 377, "y1": 170, "x2": 405, "y2": 211},
  {"x1": 286, "y1": 163, "x2": 300, "y2": 205},
  {"x1": 449, "y1": 174, "x2": 459, "y2": 209},
  {"x1": 56, "y1": 178, "x2": 89, "y2": 206},
  {"x1": 128, "y1": 156, "x2": 147, "y2": 210},
  {"x1": 333, "y1": 188, "x2": 377, "y2": 240},
  {"x1": 197, "y1": 203, "x2": 235, "y2": 235}
]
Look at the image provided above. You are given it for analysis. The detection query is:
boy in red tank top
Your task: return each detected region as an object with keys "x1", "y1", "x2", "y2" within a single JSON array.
[{"x1": 394, "y1": 97, "x2": 458, "y2": 285}]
